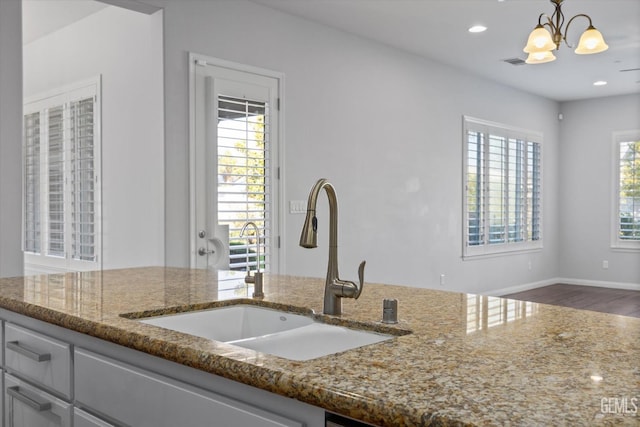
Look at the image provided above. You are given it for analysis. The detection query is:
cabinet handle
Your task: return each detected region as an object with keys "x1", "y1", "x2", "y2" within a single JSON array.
[
  {"x1": 7, "y1": 386, "x2": 52, "y2": 412},
  {"x1": 6, "y1": 341, "x2": 51, "y2": 362}
]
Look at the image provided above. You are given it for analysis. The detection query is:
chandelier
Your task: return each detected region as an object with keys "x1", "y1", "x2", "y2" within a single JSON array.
[{"x1": 524, "y1": 0, "x2": 608, "y2": 64}]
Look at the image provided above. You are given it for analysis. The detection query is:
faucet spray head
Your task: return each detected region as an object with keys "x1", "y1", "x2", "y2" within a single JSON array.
[
  {"x1": 299, "y1": 212, "x2": 318, "y2": 248},
  {"x1": 300, "y1": 178, "x2": 331, "y2": 249}
]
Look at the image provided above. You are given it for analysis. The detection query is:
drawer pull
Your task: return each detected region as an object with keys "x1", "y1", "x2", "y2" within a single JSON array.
[
  {"x1": 7, "y1": 386, "x2": 52, "y2": 412},
  {"x1": 6, "y1": 341, "x2": 51, "y2": 362}
]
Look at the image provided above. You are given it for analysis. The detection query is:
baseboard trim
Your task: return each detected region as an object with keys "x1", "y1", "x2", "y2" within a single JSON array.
[
  {"x1": 488, "y1": 279, "x2": 558, "y2": 297},
  {"x1": 553, "y1": 277, "x2": 640, "y2": 292},
  {"x1": 490, "y1": 277, "x2": 640, "y2": 297}
]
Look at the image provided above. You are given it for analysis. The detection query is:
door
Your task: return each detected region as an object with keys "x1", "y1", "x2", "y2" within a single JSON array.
[{"x1": 191, "y1": 57, "x2": 280, "y2": 272}]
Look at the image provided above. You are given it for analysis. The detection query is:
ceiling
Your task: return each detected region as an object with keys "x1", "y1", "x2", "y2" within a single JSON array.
[
  {"x1": 251, "y1": 0, "x2": 640, "y2": 102},
  {"x1": 22, "y1": 0, "x2": 108, "y2": 45},
  {"x1": 22, "y1": 0, "x2": 640, "y2": 102}
]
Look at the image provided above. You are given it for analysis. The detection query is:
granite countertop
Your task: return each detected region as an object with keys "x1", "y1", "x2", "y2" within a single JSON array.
[{"x1": 0, "y1": 267, "x2": 638, "y2": 426}]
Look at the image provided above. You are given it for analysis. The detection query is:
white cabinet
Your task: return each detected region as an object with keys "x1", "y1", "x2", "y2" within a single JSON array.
[
  {"x1": 0, "y1": 309, "x2": 326, "y2": 427},
  {"x1": 75, "y1": 348, "x2": 303, "y2": 427},
  {"x1": 2, "y1": 322, "x2": 73, "y2": 427},
  {"x1": 4, "y1": 374, "x2": 71, "y2": 427}
]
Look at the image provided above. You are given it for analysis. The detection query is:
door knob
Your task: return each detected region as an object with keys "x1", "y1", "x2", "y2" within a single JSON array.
[{"x1": 198, "y1": 247, "x2": 215, "y2": 256}]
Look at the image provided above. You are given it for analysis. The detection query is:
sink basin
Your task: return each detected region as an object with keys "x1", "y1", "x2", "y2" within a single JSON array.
[
  {"x1": 229, "y1": 322, "x2": 392, "y2": 361},
  {"x1": 137, "y1": 304, "x2": 396, "y2": 361},
  {"x1": 139, "y1": 304, "x2": 315, "y2": 342}
]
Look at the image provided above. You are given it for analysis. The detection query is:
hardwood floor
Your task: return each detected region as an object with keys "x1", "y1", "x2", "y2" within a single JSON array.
[{"x1": 503, "y1": 284, "x2": 640, "y2": 318}]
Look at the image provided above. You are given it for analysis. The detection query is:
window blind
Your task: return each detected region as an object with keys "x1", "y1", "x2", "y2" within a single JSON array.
[
  {"x1": 618, "y1": 140, "x2": 640, "y2": 241},
  {"x1": 48, "y1": 106, "x2": 66, "y2": 257},
  {"x1": 24, "y1": 112, "x2": 41, "y2": 254},
  {"x1": 464, "y1": 117, "x2": 542, "y2": 256},
  {"x1": 217, "y1": 95, "x2": 270, "y2": 271},
  {"x1": 71, "y1": 98, "x2": 97, "y2": 261}
]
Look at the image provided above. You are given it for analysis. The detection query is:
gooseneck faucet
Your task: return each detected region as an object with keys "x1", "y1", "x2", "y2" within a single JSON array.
[
  {"x1": 240, "y1": 221, "x2": 264, "y2": 298},
  {"x1": 299, "y1": 178, "x2": 365, "y2": 315}
]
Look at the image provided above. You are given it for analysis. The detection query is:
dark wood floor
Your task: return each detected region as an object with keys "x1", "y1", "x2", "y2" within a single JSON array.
[{"x1": 503, "y1": 284, "x2": 640, "y2": 318}]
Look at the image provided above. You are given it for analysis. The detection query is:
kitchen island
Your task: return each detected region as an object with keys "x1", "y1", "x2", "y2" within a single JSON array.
[{"x1": 0, "y1": 267, "x2": 637, "y2": 426}]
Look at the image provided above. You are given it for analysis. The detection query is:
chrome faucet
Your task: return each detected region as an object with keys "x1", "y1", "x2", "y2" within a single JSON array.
[
  {"x1": 299, "y1": 178, "x2": 365, "y2": 315},
  {"x1": 240, "y1": 221, "x2": 264, "y2": 298}
]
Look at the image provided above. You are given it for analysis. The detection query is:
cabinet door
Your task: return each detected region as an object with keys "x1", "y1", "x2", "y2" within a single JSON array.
[
  {"x1": 75, "y1": 349, "x2": 302, "y2": 427},
  {"x1": 4, "y1": 374, "x2": 71, "y2": 427}
]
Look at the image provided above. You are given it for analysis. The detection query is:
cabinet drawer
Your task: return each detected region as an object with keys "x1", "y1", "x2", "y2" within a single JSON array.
[
  {"x1": 5, "y1": 323, "x2": 72, "y2": 399},
  {"x1": 4, "y1": 373, "x2": 72, "y2": 427},
  {"x1": 75, "y1": 348, "x2": 302, "y2": 427},
  {"x1": 74, "y1": 408, "x2": 116, "y2": 427}
]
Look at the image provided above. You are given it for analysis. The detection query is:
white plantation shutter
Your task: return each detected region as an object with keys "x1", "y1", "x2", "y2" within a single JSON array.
[
  {"x1": 217, "y1": 95, "x2": 270, "y2": 271},
  {"x1": 47, "y1": 106, "x2": 66, "y2": 257},
  {"x1": 526, "y1": 141, "x2": 542, "y2": 241},
  {"x1": 614, "y1": 135, "x2": 640, "y2": 247},
  {"x1": 71, "y1": 98, "x2": 97, "y2": 261},
  {"x1": 464, "y1": 117, "x2": 542, "y2": 257},
  {"x1": 23, "y1": 112, "x2": 41, "y2": 254},
  {"x1": 23, "y1": 79, "x2": 100, "y2": 271}
]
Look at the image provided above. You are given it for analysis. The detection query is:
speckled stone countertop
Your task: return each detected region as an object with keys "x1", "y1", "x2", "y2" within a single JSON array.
[{"x1": 0, "y1": 267, "x2": 638, "y2": 426}]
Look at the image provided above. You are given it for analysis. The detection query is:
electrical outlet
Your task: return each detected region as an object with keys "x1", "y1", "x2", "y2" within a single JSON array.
[
  {"x1": 602, "y1": 260, "x2": 609, "y2": 269},
  {"x1": 528, "y1": 260, "x2": 532, "y2": 271},
  {"x1": 439, "y1": 274, "x2": 445, "y2": 286}
]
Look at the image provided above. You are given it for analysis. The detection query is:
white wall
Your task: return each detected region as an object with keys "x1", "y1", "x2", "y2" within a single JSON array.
[
  {"x1": 559, "y1": 94, "x2": 640, "y2": 287},
  {"x1": 23, "y1": 5, "x2": 165, "y2": 270},
  {"x1": 0, "y1": 0, "x2": 24, "y2": 278},
  {"x1": 5, "y1": 1, "x2": 633, "y2": 292},
  {"x1": 151, "y1": 0, "x2": 561, "y2": 294}
]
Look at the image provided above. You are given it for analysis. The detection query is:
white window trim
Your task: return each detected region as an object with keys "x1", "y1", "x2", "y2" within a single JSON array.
[
  {"x1": 611, "y1": 130, "x2": 640, "y2": 251},
  {"x1": 23, "y1": 76, "x2": 102, "y2": 273},
  {"x1": 462, "y1": 116, "x2": 543, "y2": 259}
]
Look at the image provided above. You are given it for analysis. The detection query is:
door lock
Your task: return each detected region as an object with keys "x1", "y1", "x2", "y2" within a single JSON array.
[
  {"x1": 198, "y1": 230, "x2": 206, "y2": 238},
  {"x1": 198, "y1": 247, "x2": 215, "y2": 256}
]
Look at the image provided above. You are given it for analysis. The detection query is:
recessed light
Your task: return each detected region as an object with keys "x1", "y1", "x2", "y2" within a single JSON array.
[
  {"x1": 593, "y1": 80, "x2": 607, "y2": 86},
  {"x1": 468, "y1": 25, "x2": 487, "y2": 33}
]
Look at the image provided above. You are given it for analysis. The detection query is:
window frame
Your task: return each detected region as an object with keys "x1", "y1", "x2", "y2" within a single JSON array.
[
  {"x1": 611, "y1": 130, "x2": 640, "y2": 251},
  {"x1": 462, "y1": 116, "x2": 543, "y2": 259},
  {"x1": 22, "y1": 77, "x2": 102, "y2": 273}
]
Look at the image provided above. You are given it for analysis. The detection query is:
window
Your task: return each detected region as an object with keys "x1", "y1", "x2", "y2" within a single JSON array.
[
  {"x1": 217, "y1": 95, "x2": 270, "y2": 271},
  {"x1": 23, "y1": 78, "x2": 101, "y2": 273},
  {"x1": 463, "y1": 117, "x2": 542, "y2": 258},
  {"x1": 613, "y1": 132, "x2": 640, "y2": 249}
]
